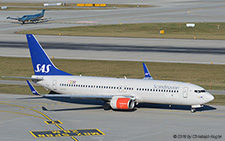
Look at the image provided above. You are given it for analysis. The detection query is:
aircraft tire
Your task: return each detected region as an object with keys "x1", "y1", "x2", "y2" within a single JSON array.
[
  {"x1": 103, "y1": 103, "x2": 111, "y2": 110},
  {"x1": 190, "y1": 108, "x2": 196, "y2": 113}
]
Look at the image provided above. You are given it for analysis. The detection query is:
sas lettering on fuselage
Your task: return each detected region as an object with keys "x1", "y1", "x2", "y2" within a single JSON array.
[{"x1": 35, "y1": 64, "x2": 51, "y2": 73}]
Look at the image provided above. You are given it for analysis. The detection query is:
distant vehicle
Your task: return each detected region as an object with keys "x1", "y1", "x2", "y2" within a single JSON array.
[
  {"x1": 4, "y1": 34, "x2": 214, "y2": 113},
  {"x1": 6, "y1": 10, "x2": 45, "y2": 24}
]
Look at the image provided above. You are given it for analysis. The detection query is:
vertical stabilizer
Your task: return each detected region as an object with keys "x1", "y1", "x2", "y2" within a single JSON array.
[
  {"x1": 41, "y1": 9, "x2": 45, "y2": 16},
  {"x1": 26, "y1": 34, "x2": 72, "y2": 76},
  {"x1": 143, "y1": 63, "x2": 153, "y2": 80}
]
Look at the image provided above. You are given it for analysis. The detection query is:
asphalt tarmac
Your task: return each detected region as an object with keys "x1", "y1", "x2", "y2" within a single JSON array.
[
  {"x1": 0, "y1": 0, "x2": 225, "y2": 64},
  {"x1": 0, "y1": 93, "x2": 225, "y2": 141},
  {"x1": 1, "y1": 0, "x2": 225, "y2": 33},
  {"x1": 0, "y1": 34, "x2": 225, "y2": 64}
]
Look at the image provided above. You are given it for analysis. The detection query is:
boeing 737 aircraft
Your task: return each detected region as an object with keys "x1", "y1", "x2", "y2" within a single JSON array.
[
  {"x1": 6, "y1": 10, "x2": 45, "y2": 24},
  {"x1": 7, "y1": 34, "x2": 214, "y2": 113}
]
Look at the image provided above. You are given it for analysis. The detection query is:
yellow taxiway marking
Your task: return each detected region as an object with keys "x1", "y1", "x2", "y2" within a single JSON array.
[
  {"x1": 0, "y1": 110, "x2": 45, "y2": 119},
  {"x1": 45, "y1": 120, "x2": 63, "y2": 125},
  {"x1": 30, "y1": 129, "x2": 105, "y2": 138},
  {"x1": 0, "y1": 101, "x2": 79, "y2": 141}
]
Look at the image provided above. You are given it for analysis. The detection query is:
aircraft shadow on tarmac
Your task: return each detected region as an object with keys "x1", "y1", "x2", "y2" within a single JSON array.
[
  {"x1": 138, "y1": 103, "x2": 217, "y2": 112},
  {"x1": 9, "y1": 20, "x2": 49, "y2": 25},
  {"x1": 18, "y1": 97, "x2": 216, "y2": 112}
]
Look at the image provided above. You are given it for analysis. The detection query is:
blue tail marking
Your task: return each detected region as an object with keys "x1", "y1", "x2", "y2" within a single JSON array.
[
  {"x1": 26, "y1": 34, "x2": 72, "y2": 75},
  {"x1": 41, "y1": 9, "x2": 45, "y2": 15},
  {"x1": 26, "y1": 80, "x2": 39, "y2": 95},
  {"x1": 143, "y1": 63, "x2": 153, "y2": 80}
]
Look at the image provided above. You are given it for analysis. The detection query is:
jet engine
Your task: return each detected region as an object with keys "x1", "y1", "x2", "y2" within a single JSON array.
[{"x1": 110, "y1": 96, "x2": 135, "y2": 110}]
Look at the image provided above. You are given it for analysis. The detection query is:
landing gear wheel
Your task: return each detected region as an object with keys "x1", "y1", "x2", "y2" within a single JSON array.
[
  {"x1": 103, "y1": 103, "x2": 111, "y2": 110},
  {"x1": 191, "y1": 108, "x2": 196, "y2": 113}
]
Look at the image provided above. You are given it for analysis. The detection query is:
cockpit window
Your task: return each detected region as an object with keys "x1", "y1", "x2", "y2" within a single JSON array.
[{"x1": 194, "y1": 90, "x2": 206, "y2": 93}]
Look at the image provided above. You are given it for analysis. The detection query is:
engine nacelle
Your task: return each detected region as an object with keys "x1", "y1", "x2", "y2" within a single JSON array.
[{"x1": 110, "y1": 96, "x2": 135, "y2": 110}]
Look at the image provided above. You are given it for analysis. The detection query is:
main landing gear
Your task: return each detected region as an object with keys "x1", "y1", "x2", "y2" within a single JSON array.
[{"x1": 103, "y1": 103, "x2": 111, "y2": 110}]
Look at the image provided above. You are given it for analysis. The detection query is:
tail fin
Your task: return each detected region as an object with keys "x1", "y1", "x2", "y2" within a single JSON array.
[
  {"x1": 26, "y1": 34, "x2": 72, "y2": 76},
  {"x1": 143, "y1": 63, "x2": 153, "y2": 80},
  {"x1": 41, "y1": 9, "x2": 45, "y2": 15}
]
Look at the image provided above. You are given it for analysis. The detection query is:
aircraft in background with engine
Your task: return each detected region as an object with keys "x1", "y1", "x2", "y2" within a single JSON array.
[
  {"x1": 6, "y1": 10, "x2": 46, "y2": 24},
  {"x1": 5, "y1": 34, "x2": 214, "y2": 113}
]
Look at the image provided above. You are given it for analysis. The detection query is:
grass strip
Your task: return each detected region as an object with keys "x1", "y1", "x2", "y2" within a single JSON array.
[
  {"x1": 1, "y1": 57, "x2": 225, "y2": 90},
  {"x1": 18, "y1": 23, "x2": 225, "y2": 40},
  {"x1": 209, "y1": 95, "x2": 225, "y2": 105},
  {"x1": 0, "y1": 84, "x2": 48, "y2": 95}
]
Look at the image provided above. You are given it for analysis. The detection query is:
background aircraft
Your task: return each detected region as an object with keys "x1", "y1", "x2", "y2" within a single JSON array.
[
  {"x1": 6, "y1": 10, "x2": 45, "y2": 24},
  {"x1": 5, "y1": 34, "x2": 214, "y2": 113}
]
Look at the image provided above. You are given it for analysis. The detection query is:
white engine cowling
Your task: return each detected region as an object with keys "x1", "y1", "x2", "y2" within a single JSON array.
[{"x1": 110, "y1": 96, "x2": 135, "y2": 110}]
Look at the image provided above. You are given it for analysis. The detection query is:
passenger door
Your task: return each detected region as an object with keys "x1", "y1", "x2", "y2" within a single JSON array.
[{"x1": 183, "y1": 87, "x2": 188, "y2": 98}]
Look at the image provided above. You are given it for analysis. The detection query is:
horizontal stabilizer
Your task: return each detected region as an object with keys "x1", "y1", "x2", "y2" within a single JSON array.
[
  {"x1": 26, "y1": 80, "x2": 40, "y2": 95},
  {"x1": 6, "y1": 17, "x2": 18, "y2": 20},
  {"x1": 2, "y1": 76, "x2": 43, "y2": 80}
]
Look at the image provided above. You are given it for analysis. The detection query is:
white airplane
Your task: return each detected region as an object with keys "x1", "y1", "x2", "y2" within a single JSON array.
[{"x1": 11, "y1": 34, "x2": 215, "y2": 113}]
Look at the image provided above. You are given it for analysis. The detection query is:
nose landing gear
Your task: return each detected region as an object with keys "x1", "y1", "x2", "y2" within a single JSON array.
[{"x1": 190, "y1": 108, "x2": 196, "y2": 113}]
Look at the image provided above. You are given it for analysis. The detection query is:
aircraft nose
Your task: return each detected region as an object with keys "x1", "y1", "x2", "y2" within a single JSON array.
[{"x1": 205, "y1": 93, "x2": 214, "y2": 103}]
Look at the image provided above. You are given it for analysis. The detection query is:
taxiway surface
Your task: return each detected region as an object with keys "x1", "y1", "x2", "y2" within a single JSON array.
[
  {"x1": 0, "y1": 93, "x2": 224, "y2": 141},
  {"x1": 0, "y1": 34, "x2": 225, "y2": 64},
  {"x1": 1, "y1": 0, "x2": 225, "y2": 33},
  {"x1": 1, "y1": 0, "x2": 225, "y2": 64}
]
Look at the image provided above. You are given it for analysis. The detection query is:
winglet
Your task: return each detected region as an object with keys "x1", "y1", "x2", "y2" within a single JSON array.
[
  {"x1": 26, "y1": 80, "x2": 40, "y2": 95},
  {"x1": 143, "y1": 63, "x2": 153, "y2": 80}
]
